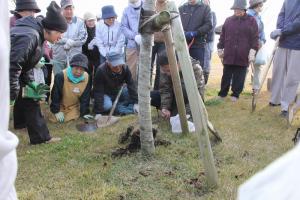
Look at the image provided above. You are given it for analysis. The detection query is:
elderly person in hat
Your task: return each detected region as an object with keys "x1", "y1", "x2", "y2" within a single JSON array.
[
  {"x1": 82, "y1": 12, "x2": 100, "y2": 77},
  {"x1": 93, "y1": 52, "x2": 138, "y2": 118},
  {"x1": 9, "y1": 0, "x2": 40, "y2": 28},
  {"x1": 96, "y1": 5, "x2": 125, "y2": 65},
  {"x1": 217, "y1": 0, "x2": 259, "y2": 102},
  {"x1": 268, "y1": 0, "x2": 300, "y2": 118},
  {"x1": 51, "y1": 0, "x2": 87, "y2": 75},
  {"x1": 10, "y1": 1, "x2": 67, "y2": 144},
  {"x1": 121, "y1": 0, "x2": 142, "y2": 84},
  {"x1": 50, "y1": 53, "x2": 91, "y2": 123},
  {"x1": 247, "y1": 0, "x2": 267, "y2": 95}
]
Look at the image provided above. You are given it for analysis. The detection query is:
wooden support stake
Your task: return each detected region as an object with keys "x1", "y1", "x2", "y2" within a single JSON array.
[
  {"x1": 166, "y1": 1, "x2": 219, "y2": 187},
  {"x1": 163, "y1": 26, "x2": 189, "y2": 135}
]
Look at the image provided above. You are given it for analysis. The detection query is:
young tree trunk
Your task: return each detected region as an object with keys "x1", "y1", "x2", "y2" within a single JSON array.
[{"x1": 138, "y1": 0, "x2": 156, "y2": 156}]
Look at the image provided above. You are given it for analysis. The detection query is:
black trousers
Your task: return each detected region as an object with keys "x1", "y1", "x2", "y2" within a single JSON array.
[
  {"x1": 218, "y1": 64, "x2": 247, "y2": 98},
  {"x1": 14, "y1": 91, "x2": 51, "y2": 144}
]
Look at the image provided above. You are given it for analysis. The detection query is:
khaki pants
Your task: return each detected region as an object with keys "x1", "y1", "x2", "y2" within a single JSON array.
[
  {"x1": 270, "y1": 47, "x2": 300, "y2": 111},
  {"x1": 126, "y1": 48, "x2": 139, "y2": 82}
]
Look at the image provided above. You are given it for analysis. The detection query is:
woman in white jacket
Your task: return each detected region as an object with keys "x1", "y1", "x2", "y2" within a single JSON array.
[{"x1": 96, "y1": 5, "x2": 125, "y2": 65}]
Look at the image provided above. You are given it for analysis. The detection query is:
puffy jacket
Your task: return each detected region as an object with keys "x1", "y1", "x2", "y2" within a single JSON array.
[
  {"x1": 93, "y1": 63, "x2": 138, "y2": 114},
  {"x1": 10, "y1": 16, "x2": 44, "y2": 101},
  {"x1": 96, "y1": 20, "x2": 125, "y2": 57},
  {"x1": 179, "y1": 2, "x2": 212, "y2": 48},
  {"x1": 160, "y1": 58, "x2": 205, "y2": 116},
  {"x1": 276, "y1": 0, "x2": 300, "y2": 50},
  {"x1": 9, "y1": 13, "x2": 22, "y2": 28},
  {"x1": 247, "y1": 9, "x2": 266, "y2": 45},
  {"x1": 217, "y1": 14, "x2": 259, "y2": 67},
  {"x1": 121, "y1": 3, "x2": 141, "y2": 49},
  {"x1": 52, "y1": 16, "x2": 87, "y2": 62},
  {"x1": 82, "y1": 26, "x2": 100, "y2": 64}
]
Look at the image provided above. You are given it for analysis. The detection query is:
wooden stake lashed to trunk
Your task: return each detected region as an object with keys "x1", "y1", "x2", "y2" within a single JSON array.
[
  {"x1": 166, "y1": 1, "x2": 219, "y2": 187},
  {"x1": 163, "y1": 26, "x2": 189, "y2": 135}
]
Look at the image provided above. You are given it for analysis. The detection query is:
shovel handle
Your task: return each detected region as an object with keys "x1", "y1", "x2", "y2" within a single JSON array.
[{"x1": 107, "y1": 84, "x2": 125, "y2": 122}]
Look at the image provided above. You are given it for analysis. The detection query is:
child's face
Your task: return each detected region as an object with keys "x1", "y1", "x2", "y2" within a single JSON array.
[
  {"x1": 72, "y1": 66, "x2": 84, "y2": 77},
  {"x1": 104, "y1": 17, "x2": 116, "y2": 26}
]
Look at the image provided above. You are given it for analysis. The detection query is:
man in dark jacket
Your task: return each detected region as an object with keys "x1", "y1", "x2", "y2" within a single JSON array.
[
  {"x1": 10, "y1": 1, "x2": 67, "y2": 144},
  {"x1": 179, "y1": 0, "x2": 212, "y2": 68},
  {"x1": 269, "y1": 0, "x2": 300, "y2": 118},
  {"x1": 50, "y1": 53, "x2": 91, "y2": 123},
  {"x1": 217, "y1": 0, "x2": 259, "y2": 102},
  {"x1": 93, "y1": 52, "x2": 138, "y2": 118}
]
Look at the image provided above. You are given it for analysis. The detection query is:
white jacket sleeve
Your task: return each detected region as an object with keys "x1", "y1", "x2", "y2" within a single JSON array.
[
  {"x1": 73, "y1": 19, "x2": 88, "y2": 47},
  {"x1": 0, "y1": 1, "x2": 19, "y2": 199},
  {"x1": 110, "y1": 29, "x2": 125, "y2": 55},
  {"x1": 96, "y1": 23, "x2": 107, "y2": 57}
]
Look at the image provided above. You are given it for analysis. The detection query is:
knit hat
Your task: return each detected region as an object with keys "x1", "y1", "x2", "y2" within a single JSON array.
[
  {"x1": 15, "y1": 0, "x2": 41, "y2": 13},
  {"x1": 249, "y1": 0, "x2": 266, "y2": 8},
  {"x1": 42, "y1": 1, "x2": 68, "y2": 33},
  {"x1": 60, "y1": 0, "x2": 74, "y2": 9},
  {"x1": 231, "y1": 0, "x2": 247, "y2": 10},
  {"x1": 106, "y1": 52, "x2": 125, "y2": 67},
  {"x1": 70, "y1": 54, "x2": 88, "y2": 70},
  {"x1": 83, "y1": 12, "x2": 96, "y2": 21},
  {"x1": 101, "y1": 5, "x2": 117, "y2": 19}
]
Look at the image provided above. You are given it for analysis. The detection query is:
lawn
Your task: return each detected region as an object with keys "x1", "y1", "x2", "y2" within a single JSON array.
[{"x1": 12, "y1": 56, "x2": 297, "y2": 200}]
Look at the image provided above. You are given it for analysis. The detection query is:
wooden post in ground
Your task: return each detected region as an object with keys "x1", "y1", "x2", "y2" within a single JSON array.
[
  {"x1": 163, "y1": 26, "x2": 189, "y2": 135},
  {"x1": 166, "y1": 1, "x2": 219, "y2": 187}
]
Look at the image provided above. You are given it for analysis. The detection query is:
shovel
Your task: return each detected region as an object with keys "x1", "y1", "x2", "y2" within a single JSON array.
[{"x1": 252, "y1": 37, "x2": 280, "y2": 112}]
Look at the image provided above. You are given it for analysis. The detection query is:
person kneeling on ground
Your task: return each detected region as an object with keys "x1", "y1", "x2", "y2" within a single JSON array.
[
  {"x1": 50, "y1": 53, "x2": 92, "y2": 123},
  {"x1": 151, "y1": 50, "x2": 205, "y2": 119},
  {"x1": 93, "y1": 52, "x2": 138, "y2": 119}
]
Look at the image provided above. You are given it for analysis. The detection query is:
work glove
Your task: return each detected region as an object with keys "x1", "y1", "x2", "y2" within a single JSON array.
[
  {"x1": 133, "y1": 104, "x2": 139, "y2": 113},
  {"x1": 55, "y1": 112, "x2": 65, "y2": 123},
  {"x1": 35, "y1": 57, "x2": 46, "y2": 68},
  {"x1": 22, "y1": 85, "x2": 47, "y2": 100},
  {"x1": 185, "y1": 31, "x2": 198, "y2": 41},
  {"x1": 88, "y1": 39, "x2": 97, "y2": 50},
  {"x1": 217, "y1": 49, "x2": 224, "y2": 59},
  {"x1": 270, "y1": 29, "x2": 282, "y2": 40},
  {"x1": 27, "y1": 81, "x2": 39, "y2": 91},
  {"x1": 248, "y1": 49, "x2": 256, "y2": 63},
  {"x1": 36, "y1": 83, "x2": 50, "y2": 96},
  {"x1": 134, "y1": 34, "x2": 141, "y2": 45},
  {"x1": 94, "y1": 114, "x2": 102, "y2": 120},
  {"x1": 83, "y1": 114, "x2": 94, "y2": 120},
  {"x1": 64, "y1": 39, "x2": 75, "y2": 50}
]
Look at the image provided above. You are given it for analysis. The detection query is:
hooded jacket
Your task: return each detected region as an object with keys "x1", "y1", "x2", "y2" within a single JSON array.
[
  {"x1": 10, "y1": 16, "x2": 44, "y2": 101},
  {"x1": 96, "y1": 20, "x2": 125, "y2": 57},
  {"x1": 276, "y1": 0, "x2": 300, "y2": 50},
  {"x1": 120, "y1": 2, "x2": 142, "y2": 49}
]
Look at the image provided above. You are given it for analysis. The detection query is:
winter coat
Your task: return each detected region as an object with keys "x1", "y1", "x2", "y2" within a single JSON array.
[
  {"x1": 93, "y1": 63, "x2": 138, "y2": 114},
  {"x1": 207, "y1": 11, "x2": 217, "y2": 43},
  {"x1": 10, "y1": 16, "x2": 44, "y2": 101},
  {"x1": 121, "y1": 4, "x2": 141, "y2": 49},
  {"x1": 179, "y1": 2, "x2": 212, "y2": 48},
  {"x1": 50, "y1": 70, "x2": 91, "y2": 117},
  {"x1": 276, "y1": 0, "x2": 300, "y2": 50},
  {"x1": 9, "y1": 13, "x2": 22, "y2": 28},
  {"x1": 160, "y1": 58, "x2": 205, "y2": 116},
  {"x1": 95, "y1": 20, "x2": 125, "y2": 57},
  {"x1": 52, "y1": 16, "x2": 87, "y2": 62},
  {"x1": 82, "y1": 26, "x2": 100, "y2": 65},
  {"x1": 247, "y1": 9, "x2": 266, "y2": 45},
  {"x1": 217, "y1": 14, "x2": 259, "y2": 67}
]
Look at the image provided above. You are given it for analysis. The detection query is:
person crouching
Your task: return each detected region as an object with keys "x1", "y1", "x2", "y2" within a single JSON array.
[{"x1": 50, "y1": 53, "x2": 92, "y2": 123}]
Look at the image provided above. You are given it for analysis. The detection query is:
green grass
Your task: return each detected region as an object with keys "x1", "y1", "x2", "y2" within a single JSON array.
[{"x1": 13, "y1": 62, "x2": 298, "y2": 199}]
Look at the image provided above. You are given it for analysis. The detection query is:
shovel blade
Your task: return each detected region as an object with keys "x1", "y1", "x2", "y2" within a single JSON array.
[
  {"x1": 96, "y1": 116, "x2": 120, "y2": 128},
  {"x1": 76, "y1": 122, "x2": 98, "y2": 132}
]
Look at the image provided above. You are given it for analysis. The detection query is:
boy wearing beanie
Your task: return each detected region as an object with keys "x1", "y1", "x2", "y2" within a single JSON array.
[{"x1": 10, "y1": 1, "x2": 67, "y2": 144}]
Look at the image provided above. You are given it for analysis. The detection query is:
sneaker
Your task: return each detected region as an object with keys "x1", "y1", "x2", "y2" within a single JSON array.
[
  {"x1": 231, "y1": 96, "x2": 238, "y2": 102},
  {"x1": 280, "y1": 110, "x2": 288, "y2": 118},
  {"x1": 269, "y1": 102, "x2": 281, "y2": 107},
  {"x1": 46, "y1": 137, "x2": 61, "y2": 144}
]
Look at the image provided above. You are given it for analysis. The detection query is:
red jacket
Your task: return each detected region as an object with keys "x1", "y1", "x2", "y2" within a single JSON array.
[{"x1": 217, "y1": 14, "x2": 259, "y2": 67}]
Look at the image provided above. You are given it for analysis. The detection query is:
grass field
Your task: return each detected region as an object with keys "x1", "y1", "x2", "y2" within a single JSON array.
[{"x1": 12, "y1": 55, "x2": 298, "y2": 200}]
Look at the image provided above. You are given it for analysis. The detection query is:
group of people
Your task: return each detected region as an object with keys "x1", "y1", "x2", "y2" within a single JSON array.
[{"x1": 8, "y1": 0, "x2": 300, "y2": 146}]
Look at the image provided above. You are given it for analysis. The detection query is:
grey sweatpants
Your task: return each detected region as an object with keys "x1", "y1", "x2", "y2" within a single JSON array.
[{"x1": 270, "y1": 47, "x2": 300, "y2": 111}]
